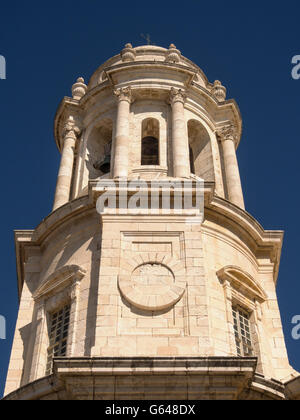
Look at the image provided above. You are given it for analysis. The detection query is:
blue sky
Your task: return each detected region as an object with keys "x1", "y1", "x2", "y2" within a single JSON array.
[{"x1": 0, "y1": 0, "x2": 300, "y2": 397}]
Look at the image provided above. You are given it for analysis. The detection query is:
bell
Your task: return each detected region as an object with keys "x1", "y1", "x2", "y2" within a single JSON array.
[{"x1": 94, "y1": 154, "x2": 111, "y2": 174}]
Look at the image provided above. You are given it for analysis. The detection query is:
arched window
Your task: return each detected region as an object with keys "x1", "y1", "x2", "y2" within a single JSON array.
[
  {"x1": 141, "y1": 118, "x2": 159, "y2": 165},
  {"x1": 87, "y1": 119, "x2": 113, "y2": 179},
  {"x1": 93, "y1": 141, "x2": 112, "y2": 174}
]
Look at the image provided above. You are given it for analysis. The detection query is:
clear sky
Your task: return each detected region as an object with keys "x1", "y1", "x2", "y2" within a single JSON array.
[{"x1": 0, "y1": 0, "x2": 300, "y2": 397}]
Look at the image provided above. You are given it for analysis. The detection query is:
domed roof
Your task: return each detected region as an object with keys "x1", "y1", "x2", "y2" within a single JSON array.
[
  {"x1": 54, "y1": 43, "x2": 242, "y2": 152},
  {"x1": 87, "y1": 43, "x2": 209, "y2": 90}
]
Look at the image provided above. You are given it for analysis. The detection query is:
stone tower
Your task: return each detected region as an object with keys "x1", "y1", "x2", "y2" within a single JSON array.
[{"x1": 4, "y1": 44, "x2": 300, "y2": 400}]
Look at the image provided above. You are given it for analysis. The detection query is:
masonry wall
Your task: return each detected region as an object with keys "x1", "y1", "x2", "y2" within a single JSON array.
[
  {"x1": 91, "y1": 216, "x2": 211, "y2": 358},
  {"x1": 5, "y1": 201, "x2": 294, "y2": 398},
  {"x1": 201, "y1": 215, "x2": 292, "y2": 381}
]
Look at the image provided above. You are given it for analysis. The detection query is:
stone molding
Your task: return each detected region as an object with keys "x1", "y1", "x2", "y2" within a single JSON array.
[
  {"x1": 118, "y1": 253, "x2": 186, "y2": 311},
  {"x1": 33, "y1": 265, "x2": 86, "y2": 301},
  {"x1": 217, "y1": 265, "x2": 267, "y2": 303}
]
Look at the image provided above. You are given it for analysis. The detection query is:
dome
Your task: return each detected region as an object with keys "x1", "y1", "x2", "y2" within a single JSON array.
[{"x1": 87, "y1": 44, "x2": 209, "y2": 91}]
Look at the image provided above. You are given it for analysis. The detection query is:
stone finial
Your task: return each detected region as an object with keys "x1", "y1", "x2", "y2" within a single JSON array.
[
  {"x1": 121, "y1": 43, "x2": 136, "y2": 62},
  {"x1": 212, "y1": 80, "x2": 227, "y2": 102},
  {"x1": 165, "y1": 44, "x2": 181, "y2": 63},
  {"x1": 216, "y1": 123, "x2": 238, "y2": 142},
  {"x1": 72, "y1": 77, "x2": 87, "y2": 101}
]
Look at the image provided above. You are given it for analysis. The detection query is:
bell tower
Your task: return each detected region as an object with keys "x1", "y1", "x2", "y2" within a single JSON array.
[{"x1": 4, "y1": 43, "x2": 300, "y2": 400}]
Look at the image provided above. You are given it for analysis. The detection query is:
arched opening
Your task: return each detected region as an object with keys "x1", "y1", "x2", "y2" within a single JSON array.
[
  {"x1": 93, "y1": 141, "x2": 112, "y2": 174},
  {"x1": 141, "y1": 118, "x2": 159, "y2": 165},
  {"x1": 86, "y1": 119, "x2": 113, "y2": 179},
  {"x1": 188, "y1": 119, "x2": 214, "y2": 181}
]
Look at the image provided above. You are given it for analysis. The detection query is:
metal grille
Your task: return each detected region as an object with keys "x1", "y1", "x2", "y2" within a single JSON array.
[
  {"x1": 46, "y1": 304, "x2": 70, "y2": 375},
  {"x1": 232, "y1": 306, "x2": 253, "y2": 357}
]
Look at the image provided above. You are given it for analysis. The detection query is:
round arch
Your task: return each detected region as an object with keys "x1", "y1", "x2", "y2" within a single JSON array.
[{"x1": 187, "y1": 119, "x2": 215, "y2": 182}]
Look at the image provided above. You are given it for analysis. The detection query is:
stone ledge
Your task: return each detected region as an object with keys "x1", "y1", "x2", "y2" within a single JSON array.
[
  {"x1": 53, "y1": 356, "x2": 258, "y2": 376},
  {"x1": 3, "y1": 357, "x2": 291, "y2": 400}
]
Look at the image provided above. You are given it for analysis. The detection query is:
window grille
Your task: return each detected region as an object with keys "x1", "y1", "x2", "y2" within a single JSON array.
[
  {"x1": 46, "y1": 304, "x2": 70, "y2": 375},
  {"x1": 232, "y1": 306, "x2": 253, "y2": 357}
]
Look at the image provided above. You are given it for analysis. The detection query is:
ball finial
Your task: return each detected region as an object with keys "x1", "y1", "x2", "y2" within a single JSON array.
[
  {"x1": 121, "y1": 43, "x2": 136, "y2": 62},
  {"x1": 165, "y1": 44, "x2": 181, "y2": 63}
]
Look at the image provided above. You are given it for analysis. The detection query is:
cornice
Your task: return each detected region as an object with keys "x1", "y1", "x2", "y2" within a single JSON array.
[
  {"x1": 104, "y1": 60, "x2": 196, "y2": 83},
  {"x1": 14, "y1": 182, "x2": 283, "y2": 297},
  {"x1": 205, "y1": 195, "x2": 283, "y2": 283},
  {"x1": 14, "y1": 230, "x2": 35, "y2": 301},
  {"x1": 3, "y1": 356, "x2": 288, "y2": 400}
]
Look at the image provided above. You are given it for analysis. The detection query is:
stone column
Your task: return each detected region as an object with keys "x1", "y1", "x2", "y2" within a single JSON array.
[
  {"x1": 53, "y1": 116, "x2": 80, "y2": 211},
  {"x1": 170, "y1": 88, "x2": 190, "y2": 178},
  {"x1": 218, "y1": 124, "x2": 245, "y2": 209},
  {"x1": 113, "y1": 87, "x2": 132, "y2": 178}
]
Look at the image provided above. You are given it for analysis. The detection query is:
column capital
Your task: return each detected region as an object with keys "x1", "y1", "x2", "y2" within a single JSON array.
[
  {"x1": 216, "y1": 123, "x2": 238, "y2": 143},
  {"x1": 113, "y1": 86, "x2": 132, "y2": 103},
  {"x1": 62, "y1": 116, "x2": 81, "y2": 140},
  {"x1": 169, "y1": 87, "x2": 186, "y2": 105}
]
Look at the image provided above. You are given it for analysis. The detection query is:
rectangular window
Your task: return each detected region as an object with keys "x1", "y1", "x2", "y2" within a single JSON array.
[
  {"x1": 46, "y1": 304, "x2": 70, "y2": 375},
  {"x1": 232, "y1": 306, "x2": 253, "y2": 357},
  {"x1": 141, "y1": 136, "x2": 159, "y2": 165}
]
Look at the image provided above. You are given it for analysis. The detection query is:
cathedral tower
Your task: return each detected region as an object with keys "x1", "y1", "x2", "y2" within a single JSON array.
[{"x1": 4, "y1": 44, "x2": 300, "y2": 400}]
